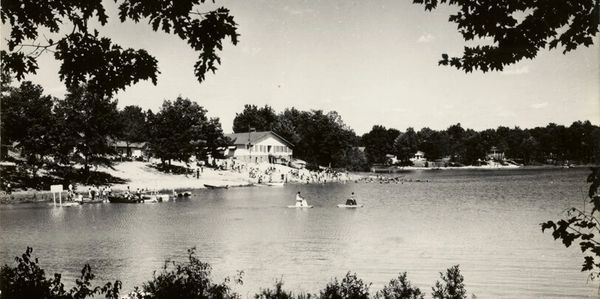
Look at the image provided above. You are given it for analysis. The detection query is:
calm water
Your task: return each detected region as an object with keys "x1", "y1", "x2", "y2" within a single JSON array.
[{"x1": 0, "y1": 168, "x2": 597, "y2": 298}]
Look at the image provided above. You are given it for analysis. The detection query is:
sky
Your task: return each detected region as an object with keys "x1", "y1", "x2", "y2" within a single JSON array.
[{"x1": 2, "y1": 0, "x2": 599, "y2": 134}]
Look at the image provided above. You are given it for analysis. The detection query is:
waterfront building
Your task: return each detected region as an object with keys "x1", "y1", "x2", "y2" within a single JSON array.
[
  {"x1": 112, "y1": 141, "x2": 148, "y2": 159},
  {"x1": 223, "y1": 131, "x2": 293, "y2": 164}
]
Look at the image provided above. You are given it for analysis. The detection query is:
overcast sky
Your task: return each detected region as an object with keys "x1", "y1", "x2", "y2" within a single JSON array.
[{"x1": 4, "y1": 0, "x2": 599, "y2": 134}]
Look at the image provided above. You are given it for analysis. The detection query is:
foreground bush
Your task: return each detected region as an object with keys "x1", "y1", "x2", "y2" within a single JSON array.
[
  {"x1": 127, "y1": 247, "x2": 242, "y2": 299},
  {"x1": 431, "y1": 265, "x2": 466, "y2": 299},
  {"x1": 319, "y1": 272, "x2": 371, "y2": 299},
  {"x1": 376, "y1": 272, "x2": 423, "y2": 299},
  {"x1": 0, "y1": 247, "x2": 470, "y2": 299},
  {"x1": 0, "y1": 247, "x2": 121, "y2": 299}
]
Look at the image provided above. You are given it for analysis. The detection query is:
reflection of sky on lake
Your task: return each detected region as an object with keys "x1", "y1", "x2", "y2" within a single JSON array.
[{"x1": 0, "y1": 168, "x2": 596, "y2": 298}]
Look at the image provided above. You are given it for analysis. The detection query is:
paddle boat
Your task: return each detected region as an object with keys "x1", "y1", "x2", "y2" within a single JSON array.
[
  {"x1": 337, "y1": 204, "x2": 364, "y2": 208},
  {"x1": 287, "y1": 205, "x2": 314, "y2": 208}
]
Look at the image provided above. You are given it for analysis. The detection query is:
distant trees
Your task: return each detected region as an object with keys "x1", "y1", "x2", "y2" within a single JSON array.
[
  {"x1": 54, "y1": 85, "x2": 122, "y2": 174},
  {"x1": 387, "y1": 122, "x2": 600, "y2": 166},
  {"x1": 361, "y1": 126, "x2": 400, "y2": 164},
  {"x1": 119, "y1": 105, "x2": 149, "y2": 148},
  {"x1": 393, "y1": 128, "x2": 419, "y2": 165},
  {"x1": 0, "y1": 81, "x2": 57, "y2": 175},
  {"x1": 148, "y1": 97, "x2": 228, "y2": 165},
  {"x1": 413, "y1": 0, "x2": 599, "y2": 73},
  {"x1": 232, "y1": 105, "x2": 278, "y2": 133}
]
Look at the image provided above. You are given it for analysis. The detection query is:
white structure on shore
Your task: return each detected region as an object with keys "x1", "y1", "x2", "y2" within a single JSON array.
[{"x1": 223, "y1": 131, "x2": 293, "y2": 164}]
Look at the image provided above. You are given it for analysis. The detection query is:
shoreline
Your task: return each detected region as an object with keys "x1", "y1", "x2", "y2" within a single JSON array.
[{"x1": 1, "y1": 162, "x2": 592, "y2": 205}]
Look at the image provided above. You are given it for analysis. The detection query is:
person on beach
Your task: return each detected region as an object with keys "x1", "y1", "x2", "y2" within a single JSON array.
[{"x1": 345, "y1": 192, "x2": 357, "y2": 205}]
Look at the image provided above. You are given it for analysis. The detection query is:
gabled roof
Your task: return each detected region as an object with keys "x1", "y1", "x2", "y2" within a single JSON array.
[{"x1": 225, "y1": 131, "x2": 294, "y2": 148}]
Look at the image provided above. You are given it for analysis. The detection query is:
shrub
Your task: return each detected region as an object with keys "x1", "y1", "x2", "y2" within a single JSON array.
[
  {"x1": 431, "y1": 265, "x2": 466, "y2": 299},
  {"x1": 0, "y1": 247, "x2": 121, "y2": 299},
  {"x1": 376, "y1": 272, "x2": 423, "y2": 299},
  {"x1": 255, "y1": 280, "x2": 302, "y2": 299},
  {"x1": 129, "y1": 247, "x2": 242, "y2": 299},
  {"x1": 319, "y1": 272, "x2": 371, "y2": 299}
]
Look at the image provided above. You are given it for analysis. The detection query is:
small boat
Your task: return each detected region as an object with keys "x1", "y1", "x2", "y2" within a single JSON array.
[
  {"x1": 60, "y1": 202, "x2": 80, "y2": 207},
  {"x1": 337, "y1": 204, "x2": 364, "y2": 208},
  {"x1": 81, "y1": 198, "x2": 105, "y2": 204},
  {"x1": 266, "y1": 182, "x2": 285, "y2": 187},
  {"x1": 204, "y1": 184, "x2": 229, "y2": 189},
  {"x1": 287, "y1": 205, "x2": 314, "y2": 208},
  {"x1": 108, "y1": 195, "x2": 140, "y2": 203}
]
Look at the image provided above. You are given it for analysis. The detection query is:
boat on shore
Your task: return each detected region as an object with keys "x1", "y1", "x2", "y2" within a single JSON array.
[
  {"x1": 204, "y1": 184, "x2": 229, "y2": 189},
  {"x1": 108, "y1": 195, "x2": 141, "y2": 203}
]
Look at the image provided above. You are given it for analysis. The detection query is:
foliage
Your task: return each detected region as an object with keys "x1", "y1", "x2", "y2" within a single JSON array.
[
  {"x1": 361, "y1": 126, "x2": 400, "y2": 165},
  {"x1": 392, "y1": 128, "x2": 419, "y2": 164},
  {"x1": 54, "y1": 85, "x2": 121, "y2": 173},
  {"x1": 233, "y1": 105, "x2": 279, "y2": 133},
  {"x1": 255, "y1": 280, "x2": 299, "y2": 299},
  {"x1": 119, "y1": 105, "x2": 149, "y2": 145},
  {"x1": 148, "y1": 97, "x2": 226, "y2": 164},
  {"x1": 541, "y1": 168, "x2": 600, "y2": 280},
  {"x1": 1, "y1": 0, "x2": 239, "y2": 96},
  {"x1": 130, "y1": 247, "x2": 242, "y2": 299},
  {"x1": 375, "y1": 272, "x2": 423, "y2": 299},
  {"x1": 413, "y1": 0, "x2": 599, "y2": 72},
  {"x1": 319, "y1": 272, "x2": 371, "y2": 299},
  {"x1": 0, "y1": 81, "x2": 57, "y2": 175},
  {"x1": 431, "y1": 265, "x2": 466, "y2": 299},
  {"x1": 0, "y1": 247, "x2": 121, "y2": 299}
]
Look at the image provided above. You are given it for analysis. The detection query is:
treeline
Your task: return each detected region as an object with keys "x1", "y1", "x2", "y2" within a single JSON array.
[
  {"x1": 232, "y1": 105, "x2": 600, "y2": 168},
  {"x1": 361, "y1": 122, "x2": 600, "y2": 166},
  {"x1": 2, "y1": 80, "x2": 598, "y2": 180},
  {"x1": 0, "y1": 247, "x2": 470, "y2": 299},
  {"x1": 0, "y1": 81, "x2": 228, "y2": 184}
]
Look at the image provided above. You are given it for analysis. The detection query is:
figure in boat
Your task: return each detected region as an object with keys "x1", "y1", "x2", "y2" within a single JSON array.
[{"x1": 345, "y1": 192, "x2": 357, "y2": 206}]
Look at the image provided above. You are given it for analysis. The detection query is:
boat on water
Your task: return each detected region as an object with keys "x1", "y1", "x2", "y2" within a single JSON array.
[
  {"x1": 204, "y1": 184, "x2": 229, "y2": 189},
  {"x1": 108, "y1": 195, "x2": 141, "y2": 203},
  {"x1": 287, "y1": 205, "x2": 313, "y2": 208},
  {"x1": 266, "y1": 182, "x2": 285, "y2": 187},
  {"x1": 81, "y1": 198, "x2": 105, "y2": 204},
  {"x1": 337, "y1": 204, "x2": 364, "y2": 208}
]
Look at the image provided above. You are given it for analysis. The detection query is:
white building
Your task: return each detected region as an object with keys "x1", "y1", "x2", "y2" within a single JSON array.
[
  {"x1": 223, "y1": 131, "x2": 293, "y2": 164},
  {"x1": 410, "y1": 150, "x2": 427, "y2": 167}
]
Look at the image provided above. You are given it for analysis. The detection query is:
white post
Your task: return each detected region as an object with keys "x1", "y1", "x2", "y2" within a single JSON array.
[
  {"x1": 53, "y1": 192, "x2": 56, "y2": 206},
  {"x1": 59, "y1": 192, "x2": 62, "y2": 205}
]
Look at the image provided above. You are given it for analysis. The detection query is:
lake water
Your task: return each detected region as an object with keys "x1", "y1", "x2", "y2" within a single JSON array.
[{"x1": 0, "y1": 168, "x2": 597, "y2": 298}]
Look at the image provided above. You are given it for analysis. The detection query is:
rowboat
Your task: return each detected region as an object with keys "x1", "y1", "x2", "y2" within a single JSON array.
[
  {"x1": 204, "y1": 184, "x2": 229, "y2": 189},
  {"x1": 266, "y1": 182, "x2": 285, "y2": 187},
  {"x1": 287, "y1": 205, "x2": 313, "y2": 208},
  {"x1": 108, "y1": 195, "x2": 140, "y2": 203}
]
